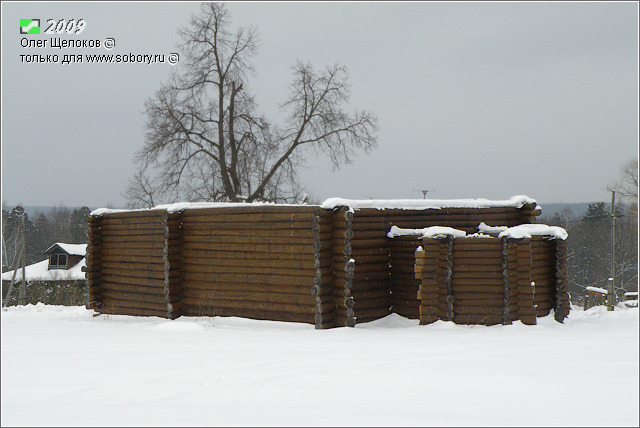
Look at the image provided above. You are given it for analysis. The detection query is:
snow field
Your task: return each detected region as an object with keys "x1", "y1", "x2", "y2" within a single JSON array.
[{"x1": 1, "y1": 304, "x2": 638, "y2": 426}]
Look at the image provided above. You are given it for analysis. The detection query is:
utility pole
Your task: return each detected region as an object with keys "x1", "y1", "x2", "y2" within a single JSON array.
[
  {"x1": 413, "y1": 188, "x2": 436, "y2": 199},
  {"x1": 3, "y1": 213, "x2": 27, "y2": 307},
  {"x1": 19, "y1": 213, "x2": 27, "y2": 305},
  {"x1": 608, "y1": 191, "x2": 615, "y2": 311}
]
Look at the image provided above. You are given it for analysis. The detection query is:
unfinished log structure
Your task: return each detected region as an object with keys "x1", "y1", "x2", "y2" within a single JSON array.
[
  {"x1": 413, "y1": 225, "x2": 570, "y2": 326},
  {"x1": 86, "y1": 196, "x2": 568, "y2": 328}
]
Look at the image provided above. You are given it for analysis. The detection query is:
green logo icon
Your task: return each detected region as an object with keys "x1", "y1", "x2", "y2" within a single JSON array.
[{"x1": 20, "y1": 19, "x2": 40, "y2": 34}]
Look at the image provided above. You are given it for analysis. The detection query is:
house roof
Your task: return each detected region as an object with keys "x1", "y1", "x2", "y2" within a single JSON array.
[
  {"x1": 1, "y1": 258, "x2": 86, "y2": 282},
  {"x1": 44, "y1": 243, "x2": 87, "y2": 256}
]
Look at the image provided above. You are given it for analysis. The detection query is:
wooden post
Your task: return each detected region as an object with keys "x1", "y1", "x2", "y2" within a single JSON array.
[
  {"x1": 86, "y1": 214, "x2": 103, "y2": 314},
  {"x1": 3, "y1": 238, "x2": 24, "y2": 306},
  {"x1": 608, "y1": 191, "x2": 615, "y2": 311},
  {"x1": 312, "y1": 209, "x2": 329, "y2": 329},
  {"x1": 554, "y1": 239, "x2": 570, "y2": 322},
  {"x1": 516, "y1": 238, "x2": 536, "y2": 325},
  {"x1": 442, "y1": 236, "x2": 454, "y2": 322},
  {"x1": 501, "y1": 237, "x2": 513, "y2": 325},
  {"x1": 18, "y1": 213, "x2": 27, "y2": 305}
]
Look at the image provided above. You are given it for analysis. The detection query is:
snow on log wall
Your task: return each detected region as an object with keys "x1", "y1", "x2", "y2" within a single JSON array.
[{"x1": 414, "y1": 235, "x2": 570, "y2": 326}]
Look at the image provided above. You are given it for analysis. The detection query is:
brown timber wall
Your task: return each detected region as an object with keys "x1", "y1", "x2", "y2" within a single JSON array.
[
  {"x1": 179, "y1": 206, "x2": 333, "y2": 328},
  {"x1": 86, "y1": 201, "x2": 556, "y2": 328},
  {"x1": 389, "y1": 235, "x2": 423, "y2": 319},
  {"x1": 344, "y1": 203, "x2": 541, "y2": 324},
  {"x1": 415, "y1": 235, "x2": 569, "y2": 326},
  {"x1": 86, "y1": 210, "x2": 182, "y2": 319}
]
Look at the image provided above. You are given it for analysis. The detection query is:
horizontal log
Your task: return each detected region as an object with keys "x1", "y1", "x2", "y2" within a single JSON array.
[
  {"x1": 333, "y1": 246, "x2": 388, "y2": 257},
  {"x1": 99, "y1": 216, "x2": 178, "y2": 227},
  {"x1": 184, "y1": 279, "x2": 331, "y2": 296},
  {"x1": 354, "y1": 306, "x2": 391, "y2": 320},
  {"x1": 351, "y1": 271, "x2": 390, "y2": 281},
  {"x1": 98, "y1": 209, "x2": 166, "y2": 220},
  {"x1": 182, "y1": 241, "x2": 315, "y2": 255},
  {"x1": 451, "y1": 314, "x2": 503, "y2": 325},
  {"x1": 536, "y1": 308, "x2": 552, "y2": 317},
  {"x1": 353, "y1": 296, "x2": 391, "y2": 310},
  {"x1": 182, "y1": 233, "x2": 328, "y2": 247},
  {"x1": 181, "y1": 211, "x2": 318, "y2": 223},
  {"x1": 334, "y1": 263, "x2": 387, "y2": 274},
  {"x1": 182, "y1": 248, "x2": 324, "y2": 262},
  {"x1": 348, "y1": 280, "x2": 390, "y2": 293},
  {"x1": 100, "y1": 223, "x2": 166, "y2": 233},
  {"x1": 349, "y1": 288, "x2": 391, "y2": 300},
  {"x1": 391, "y1": 290, "x2": 419, "y2": 301},
  {"x1": 181, "y1": 223, "x2": 328, "y2": 236},
  {"x1": 100, "y1": 305, "x2": 169, "y2": 318},
  {"x1": 357, "y1": 207, "x2": 524, "y2": 217},
  {"x1": 99, "y1": 281, "x2": 171, "y2": 296},
  {"x1": 101, "y1": 296, "x2": 169, "y2": 312},
  {"x1": 183, "y1": 271, "x2": 315, "y2": 287},
  {"x1": 101, "y1": 260, "x2": 166, "y2": 272},
  {"x1": 101, "y1": 273, "x2": 165, "y2": 288},
  {"x1": 101, "y1": 247, "x2": 168, "y2": 258},
  {"x1": 182, "y1": 262, "x2": 327, "y2": 278},
  {"x1": 451, "y1": 271, "x2": 504, "y2": 280},
  {"x1": 452, "y1": 243, "x2": 504, "y2": 252},
  {"x1": 182, "y1": 288, "x2": 318, "y2": 306},
  {"x1": 390, "y1": 282, "x2": 420, "y2": 292},
  {"x1": 181, "y1": 305, "x2": 316, "y2": 324},
  {"x1": 181, "y1": 298, "x2": 318, "y2": 316},
  {"x1": 348, "y1": 238, "x2": 390, "y2": 249},
  {"x1": 337, "y1": 254, "x2": 389, "y2": 264},
  {"x1": 99, "y1": 254, "x2": 179, "y2": 265},
  {"x1": 183, "y1": 255, "x2": 330, "y2": 270},
  {"x1": 101, "y1": 289, "x2": 179, "y2": 305},
  {"x1": 99, "y1": 242, "x2": 170, "y2": 253},
  {"x1": 101, "y1": 267, "x2": 177, "y2": 281},
  {"x1": 391, "y1": 306, "x2": 420, "y2": 319},
  {"x1": 451, "y1": 257, "x2": 510, "y2": 266},
  {"x1": 180, "y1": 205, "x2": 321, "y2": 216}
]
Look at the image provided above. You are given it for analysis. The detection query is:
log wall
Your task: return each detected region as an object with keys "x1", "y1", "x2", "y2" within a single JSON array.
[
  {"x1": 389, "y1": 235, "x2": 422, "y2": 319},
  {"x1": 86, "y1": 210, "x2": 181, "y2": 319},
  {"x1": 415, "y1": 235, "x2": 569, "y2": 326},
  {"x1": 381, "y1": 204, "x2": 539, "y2": 322},
  {"x1": 86, "y1": 201, "x2": 553, "y2": 328},
  {"x1": 178, "y1": 206, "x2": 332, "y2": 327}
]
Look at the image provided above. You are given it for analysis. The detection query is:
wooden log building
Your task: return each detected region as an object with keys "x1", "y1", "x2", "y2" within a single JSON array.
[{"x1": 86, "y1": 195, "x2": 569, "y2": 328}]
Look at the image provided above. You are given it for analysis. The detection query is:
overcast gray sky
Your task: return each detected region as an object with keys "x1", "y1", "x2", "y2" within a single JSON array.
[{"x1": 1, "y1": 1, "x2": 638, "y2": 209}]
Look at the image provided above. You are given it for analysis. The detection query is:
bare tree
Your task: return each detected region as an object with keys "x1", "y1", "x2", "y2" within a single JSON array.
[
  {"x1": 609, "y1": 157, "x2": 638, "y2": 201},
  {"x1": 125, "y1": 2, "x2": 378, "y2": 207}
]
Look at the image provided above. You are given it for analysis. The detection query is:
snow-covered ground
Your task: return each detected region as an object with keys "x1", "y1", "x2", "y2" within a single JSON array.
[{"x1": 1, "y1": 304, "x2": 638, "y2": 427}]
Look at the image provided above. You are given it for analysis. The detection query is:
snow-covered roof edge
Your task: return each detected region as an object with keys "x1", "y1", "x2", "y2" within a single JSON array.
[
  {"x1": 90, "y1": 202, "x2": 319, "y2": 216},
  {"x1": 498, "y1": 224, "x2": 568, "y2": 241},
  {"x1": 1, "y1": 258, "x2": 86, "y2": 282},
  {"x1": 44, "y1": 243, "x2": 87, "y2": 256},
  {"x1": 387, "y1": 225, "x2": 467, "y2": 239},
  {"x1": 91, "y1": 195, "x2": 540, "y2": 217},
  {"x1": 477, "y1": 222, "x2": 509, "y2": 234},
  {"x1": 321, "y1": 195, "x2": 539, "y2": 211}
]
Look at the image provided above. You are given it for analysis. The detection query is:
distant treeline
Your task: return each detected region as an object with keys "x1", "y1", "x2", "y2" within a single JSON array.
[
  {"x1": 2, "y1": 205, "x2": 91, "y2": 270},
  {"x1": 540, "y1": 201, "x2": 639, "y2": 302}
]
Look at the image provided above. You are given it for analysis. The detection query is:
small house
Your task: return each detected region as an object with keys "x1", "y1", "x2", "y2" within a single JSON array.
[{"x1": 2, "y1": 242, "x2": 88, "y2": 306}]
